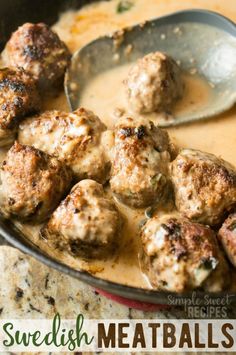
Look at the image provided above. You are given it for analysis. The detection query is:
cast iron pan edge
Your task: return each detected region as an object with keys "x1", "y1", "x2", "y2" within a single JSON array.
[{"x1": 1, "y1": 217, "x2": 235, "y2": 305}]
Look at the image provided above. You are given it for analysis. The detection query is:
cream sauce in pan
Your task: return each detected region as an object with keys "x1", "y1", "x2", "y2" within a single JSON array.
[
  {"x1": 7, "y1": 0, "x2": 236, "y2": 289},
  {"x1": 80, "y1": 67, "x2": 212, "y2": 129}
]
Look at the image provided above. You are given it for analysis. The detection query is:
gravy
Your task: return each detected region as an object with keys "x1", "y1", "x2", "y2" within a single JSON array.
[
  {"x1": 10, "y1": 0, "x2": 236, "y2": 289},
  {"x1": 80, "y1": 66, "x2": 212, "y2": 128}
]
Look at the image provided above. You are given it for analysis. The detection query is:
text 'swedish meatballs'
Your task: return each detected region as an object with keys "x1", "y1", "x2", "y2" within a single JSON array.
[
  {"x1": 3, "y1": 23, "x2": 71, "y2": 91},
  {"x1": 140, "y1": 214, "x2": 229, "y2": 293},
  {"x1": 110, "y1": 117, "x2": 171, "y2": 208},
  {"x1": 170, "y1": 149, "x2": 236, "y2": 226},
  {"x1": 124, "y1": 52, "x2": 184, "y2": 113},
  {"x1": 0, "y1": 142, "x2": 72, "y2": 223},
  {"x1": 18, "y1": 108, "x2": 111, "y2": 183},
  {"x1": 0, "y1": 67, "x2": 40, "y2": 146},
  {"x1": 41, "y1": 180, "x2": 122, "y2": 259},
  {"x1": 218, "y1": 213, "x2": 236, "y2": 267}
]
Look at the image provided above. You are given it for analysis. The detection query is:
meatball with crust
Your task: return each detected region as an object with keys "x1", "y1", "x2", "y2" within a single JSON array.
[
  {"x1": 3, "y1": 23, "x2": 71, "y2": 91},
  {"x1": 170, "y1": 149, "x2": 236, "y2": 226},
  {"x1": 19, "y1": 108, "x2": 111, "y2": 183},
  {"x1": 110, "y1": 117, "x2": 171, "y2": 208},
  {"x1": 0, "y1": 67, "x2": 40, "y2": 146},
  {"x1": 140, "y1": 213, "x2": 229, "y2": 293},
  {"x1": 218, "y1": 213, "x2": 236, "y2": 268},
  {"x1": 41, "y1": 179, "x2": 122, "y2": 259},
  {"x1": 124, "y1": 52, "x2": 184, "y2": 113},
  {"x1": 0, "y1": 142, "x2": 72, "y2": 223}
]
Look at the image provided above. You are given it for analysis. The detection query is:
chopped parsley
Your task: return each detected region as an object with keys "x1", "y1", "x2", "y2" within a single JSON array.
[
  {"x1": 116, "y1": 1, "x2": 134, "y2": 14},
  {"x1": 200, "y1": 257, "x2": 218, "y2": 271},
  {"x1": 228, "y1": 221, "x2": 236, "y2": 231}
]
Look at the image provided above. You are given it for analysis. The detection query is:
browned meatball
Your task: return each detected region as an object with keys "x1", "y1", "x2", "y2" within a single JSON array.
[
  {"x1": 170, "y1": 149, "x2": 236, "y2": 226},
  {"x1": 0, "y1": 67, "x2": 40, "y2": 146},
  {"x1": 18, "y1": 108, "x2": 111, "y2": 183},
  {"x1": 218, "y1": 213, "x2": 236, "y2": 267},
  {"x1": 0, "y1": 142, "x2": 72, "y2": 223},
  {"x1": 140, "y1": 213, "x2": 229, "y2": 293},
  {"x1": 3, "y1": 23, "x2": 71, "y2": 91},
  {"x1": 124, "y1": 52, "x2": 184, "y2": 113},
  {"x1": 110, "y1": 117, "x2": 171, "y2": 208},
  {"x1": 41, "y1": 179, "x2": 122, "y2": 259}
]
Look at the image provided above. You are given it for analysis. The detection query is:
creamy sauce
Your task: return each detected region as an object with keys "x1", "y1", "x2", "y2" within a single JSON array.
[
  {"x1": 51, "y1": 0, "x2": 236, "y2": 166},
  {"x1": 7, "y1": 0, "x2": 236, "y2": 289},
  {"x1": 52, "y1": 0, "x2": 236, "y2": 53},
  {"x1": 15, "y1": 200, "x2": 150, "y2": 288},
  {"x1": 80, "y1": 66, "x2": 212, "y2": 128}
]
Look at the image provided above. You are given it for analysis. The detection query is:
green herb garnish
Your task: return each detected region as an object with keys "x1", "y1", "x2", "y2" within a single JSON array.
[
  {"x1": 117, "y1": 0, "x2": 134, "y2": 14},
  {"x1": 200, "y1": 257, "x2": 218, "y2": 271},
  {"x1": 228, "y1": 221, "x2": 236, "y2": 231},
  {"x1": 145, "y1": 206, "x2": 155, "y2": 219},
  {"x1": 151, "y1": 173, "x2": 163, "y2": 187}
]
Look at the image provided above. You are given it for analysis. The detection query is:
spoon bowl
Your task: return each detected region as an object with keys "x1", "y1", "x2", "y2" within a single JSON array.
[{"x1": 65, "y1": 9, "x2": 236, "y2": 127}]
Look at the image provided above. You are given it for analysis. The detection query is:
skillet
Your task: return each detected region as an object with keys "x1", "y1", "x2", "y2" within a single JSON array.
[{"x1": 0, "y1": 0, "x2": 236, "y2": 306}]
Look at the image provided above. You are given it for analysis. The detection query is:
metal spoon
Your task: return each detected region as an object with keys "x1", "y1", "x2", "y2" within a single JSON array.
[{"x1": 65, "y1": 9, "x2": 236, "y2": 127}]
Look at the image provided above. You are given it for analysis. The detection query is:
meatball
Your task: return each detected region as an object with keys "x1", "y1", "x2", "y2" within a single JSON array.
[
  {"x1": 41, "y1": 179, "x2": 122, "y2": 259},
  {"x1": 0, "y1": 142, "x2": 72, "y2": 223},
  {"x1": 0, "y1": 67, "x2": 40, "y2": 146},
  {"x1": 110, "y1": 117, "x2": 171, "y2": 208},
  {"x1": 170, "y1": 149, "x2": 236, "y2": 226},
  {"x1": 140, "y1": 213, "x2": 229, "y2": 293},
  {"x1": 18, "y1": 108, "x2": 111, "y2": 183},
  {"x1": 124, "y1": 52, "x2": 184, "y2": 113},
  {"x1": 3, "y1": 23, "x2": 71, "y2": 91},
  {"x1": 218, "y1": 213, "x2": 236, "y2": 267}
]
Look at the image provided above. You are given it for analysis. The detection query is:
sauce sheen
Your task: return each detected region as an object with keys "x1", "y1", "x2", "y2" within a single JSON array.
[{"x1": 6, "y1": 0, "x2": 236, "y2": 289}]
